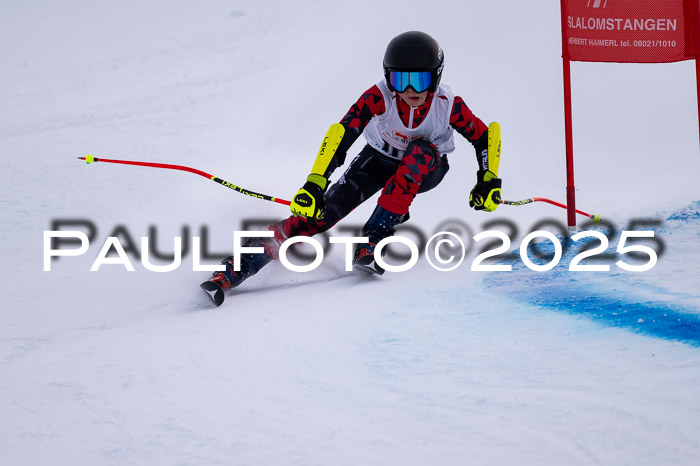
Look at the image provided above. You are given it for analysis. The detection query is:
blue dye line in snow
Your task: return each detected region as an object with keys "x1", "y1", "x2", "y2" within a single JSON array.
[
  {"x1": 487, "y1": 201, "x2": 700, "y2": 345},
  {"x1": 509, "y1": 282, "x2": 700, "y2": 346}
]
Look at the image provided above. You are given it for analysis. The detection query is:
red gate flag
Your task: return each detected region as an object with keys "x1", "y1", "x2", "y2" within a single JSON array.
[
  {"x1": 559, "y1": 0, "x2": 700, "y2": 228},
  {"x1": 563, "y1": 0, "x2": 699, "y2": 62}
]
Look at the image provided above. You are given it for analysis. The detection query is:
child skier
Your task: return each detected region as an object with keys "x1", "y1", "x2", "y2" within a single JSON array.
[{"x1": 202, "y1": 30, "x2": 502, "y2": 304}]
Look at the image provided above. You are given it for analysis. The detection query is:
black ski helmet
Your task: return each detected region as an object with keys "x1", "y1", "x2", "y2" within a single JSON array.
[{"x1": 383, "y1": 31, "x2": 444, "y2": 93}]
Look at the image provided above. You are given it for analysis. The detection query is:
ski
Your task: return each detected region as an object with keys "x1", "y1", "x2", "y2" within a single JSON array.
[
  {"x1": 200, "y1": 271, "x2": 365, "y2": 307},
  {"x1": 353, "y1": 255, "x2": 385, "y2": 275},
  {"x1": 200, "y1": 280, "x2": 226, "y2": 307}
]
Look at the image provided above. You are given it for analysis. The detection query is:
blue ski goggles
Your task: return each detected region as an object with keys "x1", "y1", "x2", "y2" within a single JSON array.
[{"x1": 388, "y1": 71, "x2": 433, "y2": 93}]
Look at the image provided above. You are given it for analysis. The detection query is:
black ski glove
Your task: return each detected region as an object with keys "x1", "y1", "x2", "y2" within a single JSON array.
[
  {"x1": 291, "y1": 174, "x2": 327, "y2": 219},
  {"x1": 469, "y1": 170, "x2": 502, "y2": 212}
]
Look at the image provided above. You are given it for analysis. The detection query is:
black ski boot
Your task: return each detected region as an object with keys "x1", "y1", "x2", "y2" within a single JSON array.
[
  {"x1": 201, "y1": 224, "x2": 285, "y2": 306},
  {"x1": 353, "y1": 204, "x2": 404, "y2": 275}
]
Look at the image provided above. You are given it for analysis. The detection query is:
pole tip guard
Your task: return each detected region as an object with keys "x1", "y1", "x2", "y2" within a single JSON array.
[{"x1": 592, "y1": 213, "x2": 601, "y2": 223}]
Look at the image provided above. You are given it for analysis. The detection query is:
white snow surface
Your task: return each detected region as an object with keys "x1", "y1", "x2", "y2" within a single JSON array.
[{"x1": 2, "y1": 1, "x2": 700, "y2": 465}]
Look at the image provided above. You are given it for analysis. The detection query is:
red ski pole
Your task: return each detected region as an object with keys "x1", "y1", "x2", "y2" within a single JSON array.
[
  {"x1": 78, "y1": 154, "x2": 291, "y2": 206},
  {"x1": 79, "y1": 155, "x2": 600, "y2": 221},
  {"x1": 501, "y1": 197, "x2": 600, "y2": 222}
]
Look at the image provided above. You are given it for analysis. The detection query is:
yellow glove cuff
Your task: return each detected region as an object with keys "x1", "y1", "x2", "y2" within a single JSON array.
[
  {"x1": 307, "y1": 173, "x2": 327, "y2": 191},
  {"x1": 482, "y1": 170, "x2": 498, "y2": 182}
]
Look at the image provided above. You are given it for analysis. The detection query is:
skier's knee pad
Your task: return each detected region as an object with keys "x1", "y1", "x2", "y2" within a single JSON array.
[
  {"x1": 403, "y1": 140, "x2": 448, "y2": 193},
  {"x1": 405, "y1": 139, "x2": 439, "y2": 161},
  {"x1": 417, "y1": 155, "x2": 450, "y2": 193}
]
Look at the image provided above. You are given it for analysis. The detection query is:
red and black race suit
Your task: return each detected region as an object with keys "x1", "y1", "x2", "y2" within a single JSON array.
[{"x1": 278, "y1": 84, "x2": 490, "y2": 239}]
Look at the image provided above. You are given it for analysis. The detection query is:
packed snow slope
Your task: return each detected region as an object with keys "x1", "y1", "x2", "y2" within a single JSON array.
[{"x1": 2, "y1": 1, "x2": 700, "y2": 465}]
